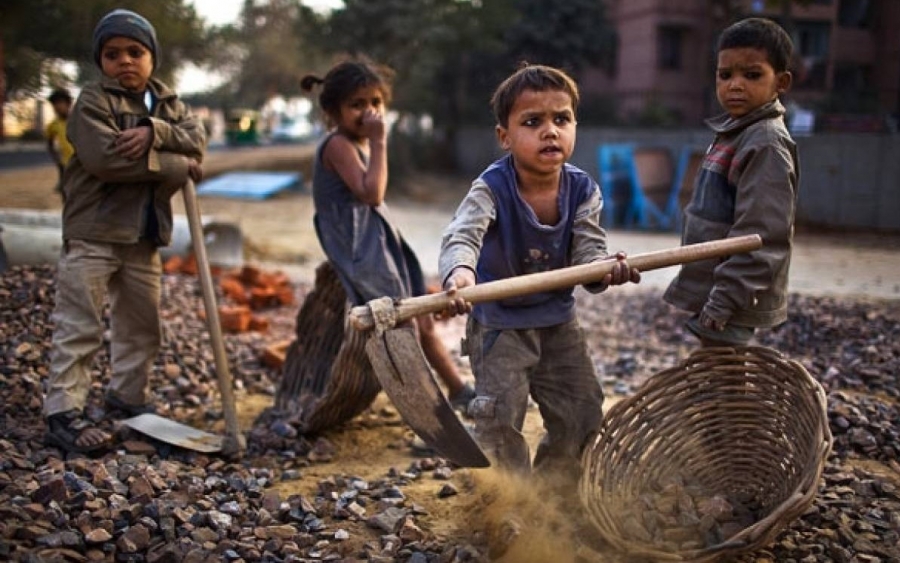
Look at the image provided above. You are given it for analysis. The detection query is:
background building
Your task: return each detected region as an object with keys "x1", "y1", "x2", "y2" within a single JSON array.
[{"x1": 582, "y1": 0, "x2": 900, "y2": 130}]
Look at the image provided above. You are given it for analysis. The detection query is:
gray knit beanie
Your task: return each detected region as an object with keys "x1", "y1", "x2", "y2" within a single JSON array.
[{"x1": 92, "y1": 9, "x2": 160, "y2": 70}]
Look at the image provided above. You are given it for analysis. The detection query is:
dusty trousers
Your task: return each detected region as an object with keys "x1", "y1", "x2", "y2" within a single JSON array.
[
  {"x1": 464, "y1": 317, "x2": 603, "y2": 478},
  {"x1": 44, "y1": 239, "x2": 161, "y2": 416}
]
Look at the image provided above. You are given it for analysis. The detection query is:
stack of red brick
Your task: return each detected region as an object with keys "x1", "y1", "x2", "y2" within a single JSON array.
[{"x1": 163, "y1": 257, "x2": 295, "y2": 333}]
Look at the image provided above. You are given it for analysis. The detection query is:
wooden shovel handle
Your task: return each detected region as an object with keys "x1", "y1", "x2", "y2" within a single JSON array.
[
  {"x1": 349, "y1": 234, "x2": 762, "y2": 331},
  {"x1": 182, "y1": 181, "x2": 246, "y2": 456}
]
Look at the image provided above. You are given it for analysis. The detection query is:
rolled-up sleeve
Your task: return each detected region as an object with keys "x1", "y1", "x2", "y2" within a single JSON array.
[{"x1": 439, "y1": 180, "x2": 496, "y2": 285}]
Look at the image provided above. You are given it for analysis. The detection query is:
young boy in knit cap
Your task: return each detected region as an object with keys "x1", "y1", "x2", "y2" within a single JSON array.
[{"x1": 44, "y1": 9, "x2": 205, "y2": 453}]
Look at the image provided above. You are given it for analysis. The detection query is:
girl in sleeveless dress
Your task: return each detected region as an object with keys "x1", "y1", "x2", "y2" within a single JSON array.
[{"x1": 302, "y1": 60, "x2": 475, "y2": 411}]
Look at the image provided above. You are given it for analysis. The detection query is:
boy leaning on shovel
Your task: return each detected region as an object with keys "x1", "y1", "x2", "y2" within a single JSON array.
[
  {"x1": 43, "y1": 9, "x2": 205, "y2": 454},
  {"x1": 439, "y1": 64, "x2": 640, "y2": 480}
]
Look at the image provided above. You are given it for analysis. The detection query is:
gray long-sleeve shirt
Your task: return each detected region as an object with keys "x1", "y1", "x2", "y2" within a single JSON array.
[
  {"x1": 440, "y1": 157, "x2": 612, "y2": 329},
  {"x1": 440, "y1": 178, "x2": 609, "y2": 284}
]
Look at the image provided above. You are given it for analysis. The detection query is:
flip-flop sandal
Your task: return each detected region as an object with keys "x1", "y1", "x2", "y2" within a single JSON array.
[
  {"x1": 45, "y1": 410, "x2": 112, "y2": 454},
  {"x1": 104, "y1": 394, "x2": 157, "y2": 417}
]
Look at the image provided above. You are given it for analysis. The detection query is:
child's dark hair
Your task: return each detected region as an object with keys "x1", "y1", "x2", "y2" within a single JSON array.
[
  {"x1": 301, "y1": 59, "x2": 393, "y2": 117},
  {"x1": 718, "y1": 18, "x2": 794, "y2": 73},
  {"x1": 490, "y1": 63, "x2": 580, "y2": 128},
  {"x1": 48, "y1": 89, "x2": 73, "y2": 105}
]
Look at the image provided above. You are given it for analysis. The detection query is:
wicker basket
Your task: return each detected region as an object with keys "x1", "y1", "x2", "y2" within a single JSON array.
[{"x1": 580, "y1": 346, "x2": 832, "y2": 562}]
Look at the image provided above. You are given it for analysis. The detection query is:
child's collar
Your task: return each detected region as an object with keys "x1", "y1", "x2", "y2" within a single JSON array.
[{"x1": 706, "y1": 99, "x2": 785, "y2": 134}]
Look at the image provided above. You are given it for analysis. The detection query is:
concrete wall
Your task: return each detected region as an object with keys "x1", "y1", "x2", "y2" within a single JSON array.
[
  {"x1": 795, "y1": 134, "x2": 900, "y2": 231},
  {"x1": 455, "y1": 127, "x2": 900, "y2": 232}
]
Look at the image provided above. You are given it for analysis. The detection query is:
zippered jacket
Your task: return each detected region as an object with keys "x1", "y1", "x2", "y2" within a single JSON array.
[
  {"x1": 664, "y1": 99, "x2": 799, "y2": 327},
  {"x1": 62, "y1": 76, "x2": 205, "y2": 246}
]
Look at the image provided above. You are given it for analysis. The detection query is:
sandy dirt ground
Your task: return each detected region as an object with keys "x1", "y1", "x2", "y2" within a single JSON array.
[
  {"x1": 2, "y1": 146, "x2": 900, "y2": 561},
  {"x1": 0, "y1": 151, "x2": 601, "y2": 558}
]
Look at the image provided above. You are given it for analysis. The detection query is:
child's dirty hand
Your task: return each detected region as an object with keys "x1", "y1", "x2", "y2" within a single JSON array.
[
  {"x1": 698, "y1": 310, "x2": 726, "y2": 332},
  {"x1": 361, "y1": 109, "x2": 386, "y2": 142},
  {"x1": 187, "y1": 158, "x2": 203, "y2": 183},
  {"x1": 115, "y1": 126, "x2": 153, "y2": 160},
  {"x1": 601, "y1": 251, "x2": 641, "y2": 287},
  {"x1": 440, "y1": 267, "x2": 475, "y2": 318}
]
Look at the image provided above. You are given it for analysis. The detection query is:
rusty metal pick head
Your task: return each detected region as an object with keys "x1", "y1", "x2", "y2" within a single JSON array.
[{"x1": 364, "y1": 326, "x2": 490, "y2": 468}]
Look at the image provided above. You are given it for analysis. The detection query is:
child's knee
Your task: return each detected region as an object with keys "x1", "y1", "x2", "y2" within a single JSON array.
[{"x1": 470, "y1": 395, "x2": 530, "y2": 470}]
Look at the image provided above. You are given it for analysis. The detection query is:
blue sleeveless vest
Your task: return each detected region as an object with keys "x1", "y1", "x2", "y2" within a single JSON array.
[{"x1": 473, "y1": 155, "x2": 597, "y2": 329}]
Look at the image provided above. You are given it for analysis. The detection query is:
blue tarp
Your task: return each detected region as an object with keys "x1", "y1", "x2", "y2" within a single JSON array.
[{"x1": 197, "y1": 172, "x2": 302, "y2": 200}]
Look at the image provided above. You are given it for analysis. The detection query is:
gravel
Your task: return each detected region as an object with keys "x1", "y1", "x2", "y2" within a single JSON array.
[{"x1": 1, "y1": 264, "x2": 899, "y2": 562}]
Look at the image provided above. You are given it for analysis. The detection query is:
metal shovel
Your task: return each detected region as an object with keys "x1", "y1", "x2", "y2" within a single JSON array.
[
  {"x1": 122, "y1": 180, "x2": 247, "y2": 456},
  {"x1": 349, "y1": 235, "x2": 763, "y2": 468}
]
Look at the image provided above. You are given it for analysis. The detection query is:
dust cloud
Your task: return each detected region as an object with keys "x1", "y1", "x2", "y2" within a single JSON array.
[{"x1": 453, "y1": 468, "x2": 613, "y2": 563}]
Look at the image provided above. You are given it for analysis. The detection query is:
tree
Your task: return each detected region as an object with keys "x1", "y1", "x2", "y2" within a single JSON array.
[
  {"x1": 321, "y1": 0, "x2": 616, "y2": 123},
  {"x1": 323, "y1": 0, "x2": 459, "y2": 112},
  {"x1": 208, "y1": 0, "x2": 328, "y2": 109},
  {"x1": 307, "y1": 0, "x2": 618, "y2": 167},
  {"x1": 0, "y1": 0, "x2": 209, "y2": 140},
  {"x1": 316, "y1": 0, "x2": 513, "y2": 169},
  {"x1": 505, "y1": 0, "x2": 616, "y2": 75}
]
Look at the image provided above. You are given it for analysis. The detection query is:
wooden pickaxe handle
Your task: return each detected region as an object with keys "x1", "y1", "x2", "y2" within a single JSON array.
[{"x1": 349, "y1": 234, "x2": 762, "y2": 332}]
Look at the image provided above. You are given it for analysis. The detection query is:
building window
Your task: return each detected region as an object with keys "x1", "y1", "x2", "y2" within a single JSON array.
[
  {"x1": 795, "y1": 21, "x2": 831, "y2": 58},
  {"x1": 658, "y1": 26, "x2": 684, "y2": 70},
  {"x1": 790, "y1": 21, "x2": 830, "y2": 90},
  {"x1": 838, "y1": 0, "x2": 872, "y2": 28},
  {"x1": 830, "y1": 65, "x2": 878, "y2": 113}
]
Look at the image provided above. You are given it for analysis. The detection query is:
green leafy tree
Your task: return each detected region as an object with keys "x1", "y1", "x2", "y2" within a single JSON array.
[
  {"x1": 321, "y1": 0, "x2": 615, "y2": 122},
  {"x1": 318, "y1": 0, "x2": 516, "y2": 169},
  {"x1": 324, "y1": 0, "x2": 458, "y2": 112}
]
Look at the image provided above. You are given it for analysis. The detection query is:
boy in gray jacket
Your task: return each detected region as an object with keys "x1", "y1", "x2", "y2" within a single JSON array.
[
  {"x1": 665, "y1": 17, "x2": 799, "y2": 346},
  {"x1": 45, "y1": 9, "x2": 205, "y2": 453}
]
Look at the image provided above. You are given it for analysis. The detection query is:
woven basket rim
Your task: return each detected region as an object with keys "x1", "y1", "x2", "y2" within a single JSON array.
[{"x1": 580, "y1": 346, "x2": 833, "y2": 563}]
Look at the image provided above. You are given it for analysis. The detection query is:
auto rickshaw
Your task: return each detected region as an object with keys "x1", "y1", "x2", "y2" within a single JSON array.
[{"x1": 225, "y1": 108, "x2": 260, "y2": 146}]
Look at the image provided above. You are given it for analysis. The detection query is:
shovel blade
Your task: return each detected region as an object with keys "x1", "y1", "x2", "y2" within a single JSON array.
[
  {"x1": 366, "y1": 327, "x2": 490, "y2": 468},
  {"x1": 121, "y1": 414, "x2": 223, "y2": 453}
]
